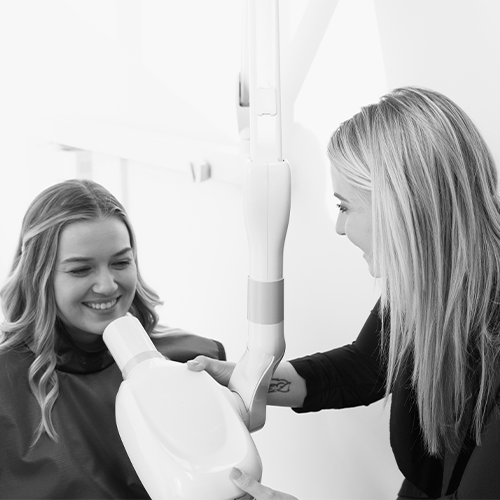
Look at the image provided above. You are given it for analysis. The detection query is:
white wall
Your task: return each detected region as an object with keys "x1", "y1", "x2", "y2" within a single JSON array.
[{"x1": 1, "y1": 1, "x2": 499, "y2": 498}]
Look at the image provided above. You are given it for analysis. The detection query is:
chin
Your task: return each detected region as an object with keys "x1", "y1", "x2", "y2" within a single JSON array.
[
  {"x1": 83, "y1": 303, "x2": 131, "y2": 331},
  {"x1": 364, "y1": 256, "x2": 379, "y2": 278},
  {"x1": 81, "y1": 315, "x2": 123, "y2": 336},
  {"x1": 368, "y1": 263, "x2": 380, "y2": 278}
]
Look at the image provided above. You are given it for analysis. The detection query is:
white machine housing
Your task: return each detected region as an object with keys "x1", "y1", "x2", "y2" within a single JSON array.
[{"x1": 104, "y1": 316, "x2": 262, "y2": 500}]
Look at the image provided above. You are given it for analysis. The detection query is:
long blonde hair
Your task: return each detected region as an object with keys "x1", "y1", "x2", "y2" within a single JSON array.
[
  {"x1": 0, "y1": 179, "x2": 163, "y2": 444},
  {"x1": 328, "y1": 87, "x2": 500, "y2": 456}
]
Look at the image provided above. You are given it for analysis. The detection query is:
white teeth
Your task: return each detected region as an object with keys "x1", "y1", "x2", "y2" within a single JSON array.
[{"x1": 84, "y1": 298, "x2": 117, "y2": 310}]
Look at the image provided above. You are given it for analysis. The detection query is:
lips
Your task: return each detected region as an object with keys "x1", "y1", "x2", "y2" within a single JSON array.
[{"x1": 83, "y1": 296, "x2": 120, "y2": 311}]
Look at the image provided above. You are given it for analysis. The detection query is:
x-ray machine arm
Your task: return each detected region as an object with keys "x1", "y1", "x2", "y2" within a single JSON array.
[{"x1": 229, "y1": 0, "x2": 291, "y2": 433}]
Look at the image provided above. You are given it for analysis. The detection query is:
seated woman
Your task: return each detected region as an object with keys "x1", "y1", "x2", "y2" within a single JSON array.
[{"x1": 0, "y1": 179, "x2": 226, "y2": 499}]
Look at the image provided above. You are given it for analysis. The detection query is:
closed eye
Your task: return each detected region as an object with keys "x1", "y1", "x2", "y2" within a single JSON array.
[
  {"x1": 336, "y1": 203, "x2": 347, "y2": 213},
  {"x1": 113, "y1": 259, "x2": 132, "y2": 269},
  {"x1": 68, "y1": 266, "x2": 92, "y2": 277}
]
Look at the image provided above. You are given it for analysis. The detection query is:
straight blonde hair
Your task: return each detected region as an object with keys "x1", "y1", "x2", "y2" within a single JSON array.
[
  {"x1": 0, "y1": 179, "x2": 163, "y2": 444},
  {"x1": 328, "y1": 87, "x2": 500, "y2": 456}
]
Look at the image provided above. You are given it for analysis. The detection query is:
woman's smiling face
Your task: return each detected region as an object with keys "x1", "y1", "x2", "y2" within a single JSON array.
[
  {"x1": 331, "y1": 168, "x2": 376, "y2": 277},
  {"x1": 53, "y1": 217, "x2": 137, "y2": 343}
]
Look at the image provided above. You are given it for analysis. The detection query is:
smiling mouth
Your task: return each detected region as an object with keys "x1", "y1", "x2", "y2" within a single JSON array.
[{"x1": 83, "y1": 297, "x2": 120, "y2": 311}]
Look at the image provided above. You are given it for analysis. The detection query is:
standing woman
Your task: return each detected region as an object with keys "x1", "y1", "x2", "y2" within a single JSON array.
[
  {"x1": 191, "y1": 87, "x2": 500, "y2": 499},
  {"x1": 0, "y1": 179, "x2": 225, "y2": 499}
]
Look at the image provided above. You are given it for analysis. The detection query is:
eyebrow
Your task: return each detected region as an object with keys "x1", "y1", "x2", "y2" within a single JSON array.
[
  {"x1": 334, "y1": 192, "x2": 349, "y2": 203},
  {"x1": 60, "y1": 247, "x2": 133, "y2": 264}
]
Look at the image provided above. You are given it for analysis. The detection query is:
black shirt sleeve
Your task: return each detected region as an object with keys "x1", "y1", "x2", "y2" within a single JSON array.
[{"x1": 289, "y1": 300, "x2": 387, "y2": 412}]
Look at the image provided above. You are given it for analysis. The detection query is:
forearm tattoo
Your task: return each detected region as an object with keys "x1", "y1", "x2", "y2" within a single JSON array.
[{"x1": 269, "y1": 377, "x2": 291, "y2": 393}]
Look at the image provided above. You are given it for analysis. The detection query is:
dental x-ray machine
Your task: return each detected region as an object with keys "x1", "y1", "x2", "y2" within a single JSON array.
[{"x1": 103, "y1": 1, "x2": 291, "y2": 498}]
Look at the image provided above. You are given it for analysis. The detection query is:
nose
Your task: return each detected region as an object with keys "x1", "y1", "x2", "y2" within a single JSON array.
[
  {"x1": 336, "y1": 213, "x2": 346, "y2": 236},
  {"x1": 92, "y1": 269, "x2": 119, "y2": 295}
]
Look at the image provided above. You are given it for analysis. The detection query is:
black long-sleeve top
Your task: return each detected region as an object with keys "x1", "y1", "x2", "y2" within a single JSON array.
[{"x1": 289, "y1": 302, "x2": 500, "y2": 499}]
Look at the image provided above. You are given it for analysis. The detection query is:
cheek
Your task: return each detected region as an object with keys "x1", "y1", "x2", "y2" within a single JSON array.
[
  {"x1": 344, "y1": 217, "x2": 361, "y2": 246},
  {"x1": 53, "y1": 275, "x2": 86, "y2": 312},
  {"x1": 345, "y1": 216, "x2": 372, "y2": 253},
  {"x1": 122, "y1": 266, "x2": 138, "y2": 295}
]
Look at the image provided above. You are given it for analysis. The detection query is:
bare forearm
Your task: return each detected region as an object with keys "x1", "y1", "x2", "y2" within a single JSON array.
[
  {"x1": 268, "y1": 361, "x2": 307, "y2": 408},
  {"x1": 187, "y1": 356, "x2": 307, "y2": 408}
]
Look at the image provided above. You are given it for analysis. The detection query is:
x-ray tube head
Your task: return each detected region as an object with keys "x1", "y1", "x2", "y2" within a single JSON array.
[{"x1": 103, "y1": 316, "x2": 263, "y2": 500}]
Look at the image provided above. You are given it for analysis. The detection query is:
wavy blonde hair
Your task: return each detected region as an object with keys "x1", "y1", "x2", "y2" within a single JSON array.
[
  {"x1": 0, "y1": 179, "x2": 163, "y2": 444},
  {"x1": 328, "y1": 86, "x2": 500, "y2": 456}
]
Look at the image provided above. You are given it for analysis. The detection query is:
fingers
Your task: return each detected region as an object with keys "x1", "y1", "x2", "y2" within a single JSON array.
[
  {"x1": 186, "y1": 355, "x2": 221, "y2": 376},
  {"x1": 230, "y1": 468, "x2": 271, "y2": 499},
  {"x1": 230, "y1": 468, "x2": 298, "y2": 500},
  {"x1": 186, "y1": 356, "x2": 235, "y2": 386}
]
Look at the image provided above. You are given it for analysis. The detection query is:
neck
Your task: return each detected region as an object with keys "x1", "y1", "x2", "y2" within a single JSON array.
[
  {"x1": 55, "y1": 319, "x2": 114, "y2": 374},
  {"x1": 56, "y1": 319, "x2": 106, "y2": 352}
]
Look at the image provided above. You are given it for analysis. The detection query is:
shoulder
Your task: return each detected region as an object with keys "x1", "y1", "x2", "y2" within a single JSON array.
[
  {"x1": 0, "y1": 346, "x2": 35, "y2": 421},
  {"x1": 150, "y1": 328, "x2": 226, "y2": 362},
  {"x1": 0, "y1": 346, "x2": 33, "y2": 378}
]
